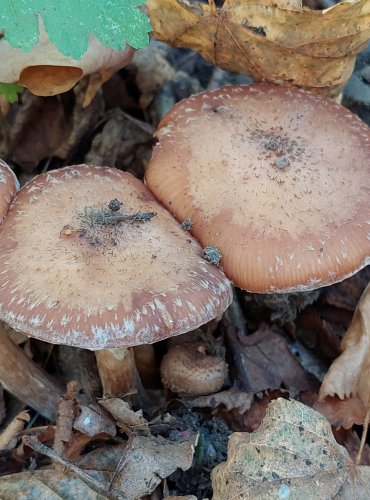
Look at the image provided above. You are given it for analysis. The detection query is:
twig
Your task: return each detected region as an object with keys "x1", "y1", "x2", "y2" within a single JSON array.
[
  {"x1": 22, "y1": 435, "x2": 123, "y2": 499},
  {"x1": 222, "y1": 292, "x2": 253, "y2": 391},
  {"x1": 356, "y1": 395, "x2": 370, "y2": 464}
]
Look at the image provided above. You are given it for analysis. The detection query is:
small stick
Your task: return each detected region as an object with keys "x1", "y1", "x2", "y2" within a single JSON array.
[
  {"x1": 222, "y1": 292, "x2": 253, "y2": 391},
  {"x1": 22, "y1": 435, "x2": 122, "y2": 499},
  {"x1": 356, "y1": 395, "x2": 370, "y2": 464},
  {"x1": 0, "y1": 325, "x2": 63, "y2": 420}
]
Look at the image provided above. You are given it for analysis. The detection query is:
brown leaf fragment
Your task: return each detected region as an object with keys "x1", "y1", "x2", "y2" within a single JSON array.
[
  {"x1": 133, "y1": 44, "x2": 176, "y2": 109},
  {"x1": 22, "y1": 435, "x2": 116, "y2": 497},
  {"x1": 1, "y1": 444, "x2": 129, "y2": 499},
  {"x1": 237, "y1": 325, "x2": 318, "y2": 392},
  {"x1": 110, "y1": 435, "x2": 195, "y2": 498},
  {"x1": 54, "y1": 381, "x2": 80, "y2": 457},
  {"x1": 188, "y1": 389, "x2": 254, "y2": 414},
  {"x1": 99, "y1": 398, "x2": 150, "y2": 436},
  {"x1": 219, "y1": 390, "x2": 288, "y2": 432},
  {"x1": 320, "y1": 282, "x2": 370, "y2": 406},
  {"x1": 314, "y1": 395, "x2": 366, "y2": 429},
  {"x1": 212, "y1": 398, "x2": 370, "y2": 499},
  {"x1": 334, "y1": 428, "x2": 370, "y2": 466},
  {"x1": 147, "y1": 0, "x2": 370, "y2": 98},
  {"x1": 54, "y1": 79, "x2": 105, "y2": 161},
  {"x1": 73, "y1": 404, "x2": 116, "y2": 438},
  {"x1": 0, "y1": 411, "x2": 30, "y2": 451},
  {"x1": 7, "y1": 92, "x2": 71, "y2": 172},
  {"x1": 0, "y1": 469, "x2": 109, "y2": 500},
  {"x1": 295, "y1": 310, "x2": 342, "y2": 361},
  {"x1": 321, "y1": 267, "x2": 370, "y2": 312}
]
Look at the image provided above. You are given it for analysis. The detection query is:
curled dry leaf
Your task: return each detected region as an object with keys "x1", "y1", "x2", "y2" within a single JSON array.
[
  {"x1": 212, "y1": 398, "x2": 370, "y2": 499},
  {"x1": 73, "y1": 404, "x2": 117, "y2": 438},
  {"x1": 187, "y1": 389, "x2": 255, "y2": 414},
  {"x1": 320, "y1": 282, "x2": 370, "y2": 406},
  {"x1": 147, "y1": 0, "x2": 370, "y2": 98},
  {"x1": 0, "y1": 23, "x2": 134, "y2": 97},
  {"x1": 0, "y1": 411, "x2": 30, "y2": 451},
  {"x1": 314, "y1": 395, "x2": 367, "y2": 429},
  {"x1": 99, "y1": 398, "x2": 150, "y2": 435}
]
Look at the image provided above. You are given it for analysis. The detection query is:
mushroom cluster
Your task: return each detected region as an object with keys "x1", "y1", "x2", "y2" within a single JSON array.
[
  {"x1": 0, "y1": 165, "x2": 232, "y2": 405},
  {"x1": 2, "y1": 83, "x2": 370, "y2": 410}
]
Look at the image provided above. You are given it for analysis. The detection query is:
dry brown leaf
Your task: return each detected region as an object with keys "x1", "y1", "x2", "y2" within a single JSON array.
[
  {"x1": 0, "y1": 411, "x2": 30, "y2": 451},
  {"x1": 110, "y1": 435, "x2": 195, "y2": 498},
  {"x1": 212, "y1": 398, "x2": 370, "y2": 499},
  {"x1": 237, "y1": 325, "x2": 317, "y2": 392},
  {"x1": 73, "y1": 404, "x2": 116, "y2": 438},
  {"x1": 0, "y1": 444, "x2": 125, "y2": 499},
  {"x1": 147, "y1": 0, "x2": 370, "y2": 98},
  {"x1": 99, "y1": 398, "x2": 150, "y2": 435},
  {"x1": 188, "y1": 389, "x2": 254, "y2": 414},
  {"x1": 133, "y1": 45, "x2": 176, "y2": 108},
  {"x1": 314, "y1": 395, "x2": 367, "y2": 429},
  {"x1": 0, "y1": 23, "x2": 134, "y2": 97},
  {"x1": 0, "y1": 469, "x2": 108, "y2": 499},
  {"x1": 7, "y1": 92, "x2": 71, "y2": 173},
  {"x1": 320, "y1": 282, "x2": 370, "y2": 406}
]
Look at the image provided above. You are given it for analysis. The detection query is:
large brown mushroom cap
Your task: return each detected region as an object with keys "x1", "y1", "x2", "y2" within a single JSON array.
[
  {"x1": 145, "y1": 84, "x2": 370, "y2": 293},
  {"x1": 0, "y1": 160, "x2": 18, "y2": 224},
  {"x1": 0, "y1": 165, "x2": 232, "y2": 349}
]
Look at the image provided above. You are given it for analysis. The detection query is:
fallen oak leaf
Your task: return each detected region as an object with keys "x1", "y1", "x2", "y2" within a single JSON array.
[{"x1": 212, "y1": 398, "x2": 370, "y2": 499}]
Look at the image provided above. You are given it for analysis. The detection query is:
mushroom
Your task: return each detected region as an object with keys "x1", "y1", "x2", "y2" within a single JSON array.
[
  {"x1": 0, "y1": 159, "x2": 18, "y2": 224},
  {"x1": 0, "y1": 165, "x2": 233, "y2": 406},
  {"x1": 160, "y1": 343, "x2": 228, "y2": 397},
  {"x1": 145, "y1": 84, "x2": 370, "y2": 293}
]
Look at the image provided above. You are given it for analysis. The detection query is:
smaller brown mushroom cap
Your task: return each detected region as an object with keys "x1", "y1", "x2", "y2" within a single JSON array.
[
  {"x1": 160, "y1": 343, "x2": 228, "y2": 396},
  {"x1": 145, "y1": 84, "x2": 370, "y2": 293},
  {"x1": 0, "y1": 165, "x2": 232, "y2": 349},
  {"x1": 0, "y1": 160, "x2": 18, "y2": 223}
]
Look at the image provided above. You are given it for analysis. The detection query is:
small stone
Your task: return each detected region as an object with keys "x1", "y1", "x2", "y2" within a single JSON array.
[
  {"x1": 203, "y1": 246, "x2": 222, "y2": 266},
  {"x1": 108, "y1": 198, "x2": 123, "y2": 212},
  {"x1": 274, "y1": 157, "x2": 290, "y2": 169},
  {"x1": 181, "y1": 219, "x2": 193, "y2": 231}
]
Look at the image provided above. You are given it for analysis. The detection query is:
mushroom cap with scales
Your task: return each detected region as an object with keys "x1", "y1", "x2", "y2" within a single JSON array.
[
  {"x1": 0, "y1": 165, "x2": 232, "y2": 349},
  {"x1": 145, "y1": 84, "x2": 370, "y2": 293}
]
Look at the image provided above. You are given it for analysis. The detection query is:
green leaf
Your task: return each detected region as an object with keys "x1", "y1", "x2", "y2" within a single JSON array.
[
  {"x1": 0, "y1": 0, "x2": 151, "y2": 59},
  {"x1": 0, "y1": 82, "x2": 24, "y2": 103}
]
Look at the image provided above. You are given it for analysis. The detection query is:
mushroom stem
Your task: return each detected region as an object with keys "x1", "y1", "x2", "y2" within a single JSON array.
[
  {"x1": 0, "y1": 325, "x2": 63, "y2": 420},
  {"x1": 95, "y1": 347, "x2": 150, "y2": 406}
]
